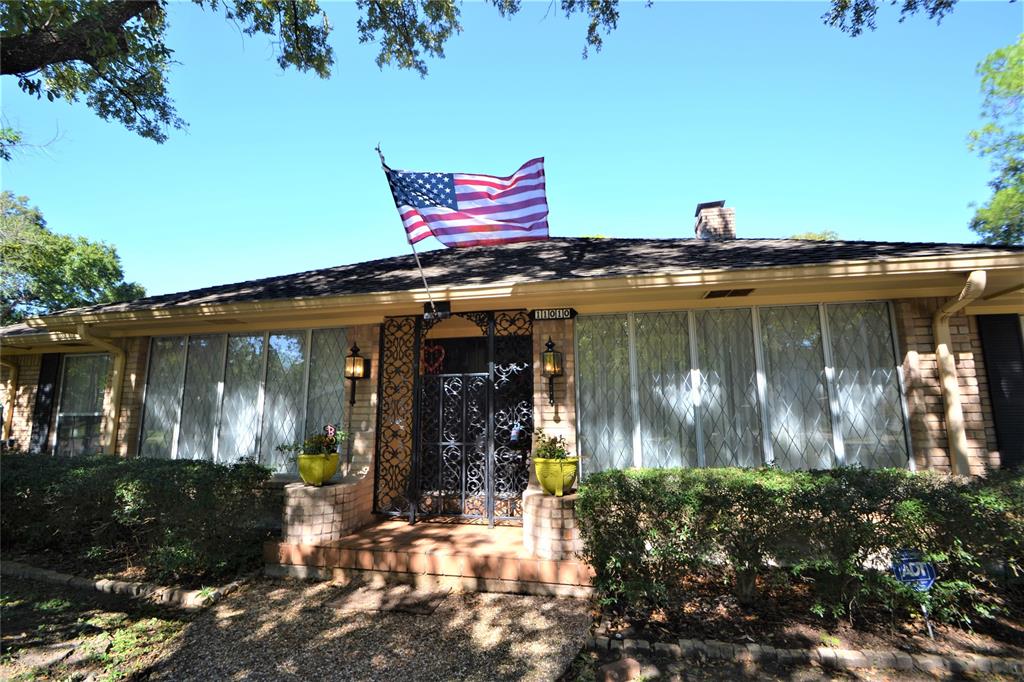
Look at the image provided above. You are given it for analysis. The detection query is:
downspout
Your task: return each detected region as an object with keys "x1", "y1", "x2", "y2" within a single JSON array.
[
  {"x1": 0, "y1": 357, "x2": 17, "y2": 443},
  {"x1": 932, "y1": 270, "x2": 987, "y2": 475},
  {"x1": 76, "y1": 324, "x2": 126, "y2": 455}
]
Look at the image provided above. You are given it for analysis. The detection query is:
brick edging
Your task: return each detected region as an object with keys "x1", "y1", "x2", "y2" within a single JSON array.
[
  {"x1": 586, "y1": 631, "x2": 1024, "y2": 676},
  {"x1": 0, "y1": 560, "x2": 252, "y2": 610}
]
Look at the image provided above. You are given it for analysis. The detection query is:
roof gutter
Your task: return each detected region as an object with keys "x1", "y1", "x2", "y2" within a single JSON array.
[
  {"x1": 0, "y1": 357, "x2": 17, "y2": 443},
  {"x1": 932, "y1": 270, "x2": 987, "y2": 475},
  {"x1": 76, "y1": 324, "x2": 125, "y2": 455}
]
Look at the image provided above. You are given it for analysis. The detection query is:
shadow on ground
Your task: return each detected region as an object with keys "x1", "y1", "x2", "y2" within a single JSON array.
[{"x1": 149, "y1": 576, "x2": 591, "y2": 681}]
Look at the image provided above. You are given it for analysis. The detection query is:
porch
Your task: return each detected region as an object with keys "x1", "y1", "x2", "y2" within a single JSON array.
[{"x1": 263, "y1": 517, "x2": 594, "y2": 598}]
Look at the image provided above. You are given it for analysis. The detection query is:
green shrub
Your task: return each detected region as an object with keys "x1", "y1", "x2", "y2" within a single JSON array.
[
  {"x1": 1, "y1": 453, "x2": 273, "y2": 583},
  {"x1": 576, "y1": 466, "x2": 1023, "y2": 627}
]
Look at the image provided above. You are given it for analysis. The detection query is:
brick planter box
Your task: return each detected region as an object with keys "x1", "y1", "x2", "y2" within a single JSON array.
[
  {"x1": 522, "y1": 487, "x2": 581, "y2": 560},
  {"x1": 282, "y1": 479, "x2": 372, "y2": 545}
]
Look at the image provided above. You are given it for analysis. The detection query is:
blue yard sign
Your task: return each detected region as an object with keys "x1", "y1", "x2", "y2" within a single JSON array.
[{"x1": 891, "y1": 549, "x2": 937, "y2": 592}]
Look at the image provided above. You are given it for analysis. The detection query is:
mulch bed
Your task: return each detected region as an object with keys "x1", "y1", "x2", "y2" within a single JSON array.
[
  {"x1": 5, "y1": 547, "x2": 149, "y2": 582},
  {"x1": 596, "y1": 572, "x2": 1024, "y2": 660}
]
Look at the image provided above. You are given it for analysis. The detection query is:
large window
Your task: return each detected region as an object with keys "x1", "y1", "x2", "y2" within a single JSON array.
[
  {"x1": 139, "y1": 328, "x2": 348, "y2": 472},
  {"x1": 55, "y1": 353, "x2": 111, "y2": 456},
  {"x1": 576, "y1": 303, "x2": 909, "y2": 474}
]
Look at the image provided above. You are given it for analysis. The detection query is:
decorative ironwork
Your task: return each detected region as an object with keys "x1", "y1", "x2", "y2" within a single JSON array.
[
  {"x1": 374, "y1": 309, "x2": 533, "y2": 523},
  {"x1": 492, "y1": 311, "x2": 533, "y2": 519},
  {"x1": 373, "y1": 316, "x2": 418, "y2": 514}
]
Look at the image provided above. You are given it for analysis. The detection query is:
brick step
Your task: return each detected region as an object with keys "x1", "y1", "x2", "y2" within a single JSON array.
[{"x1": 263, "y1": 519, "x2": 594, "y2": 597}]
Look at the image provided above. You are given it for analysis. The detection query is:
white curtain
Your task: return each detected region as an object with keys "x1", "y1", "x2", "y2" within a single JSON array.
[
  {"x1": 694, "y1": 309, "x2": 763, "y2": 468},
  {"x1": 758, "y1": 305, "x2": 834, "y2": 470},
  {"x1": 576, "y1": 315, "x2": 634, "y2": 473},
  {"x1": 828, "y1": 303, "x2": 908, "y2": 467},
  {"x1": 177, "y1": 335, "x2": 226, "y2": 460},
  {"x1": 140, "y1": 337, "x2": 186, "y2": 458},
  {"x1": 305, "y1": 328, "x2": 348, "y2": 439},
  {"x1": 575, "y1": 303, "x2": 908, "y2": 474},
  {"x1": 218, "y1": 334, "x2": 265, "y2": 463},
  {"x1": 140, "y1": 329, "x2": 347, "y2": 472},
  {"x1": 634, "y1": 312, "x2": 697, "y2": 468},
  {"x1": 258, "y1": 333, "x2": 308, "y2": 472}
]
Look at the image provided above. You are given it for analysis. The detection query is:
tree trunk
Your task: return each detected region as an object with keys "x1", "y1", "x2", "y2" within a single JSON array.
[{"x1": 1, "y1": 1, "x2": 158, "y2": 76}]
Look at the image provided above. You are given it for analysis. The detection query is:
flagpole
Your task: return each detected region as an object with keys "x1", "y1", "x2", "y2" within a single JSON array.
[{"x1": 377, "y1": 144, "x2": 439, "y2": 318}]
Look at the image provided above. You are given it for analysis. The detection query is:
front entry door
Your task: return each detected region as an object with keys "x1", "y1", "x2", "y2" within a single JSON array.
[
  {"x1": 415, "y1": 329, "x2": 533, "y2": 523},
  {"x1": 371, "y1": 311, "x2": 533, "y2": 525}
]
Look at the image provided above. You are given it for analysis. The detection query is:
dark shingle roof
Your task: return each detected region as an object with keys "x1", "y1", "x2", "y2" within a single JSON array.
[{"x1": 7, "y1": 237, "x2": 1024, "y2": 325}]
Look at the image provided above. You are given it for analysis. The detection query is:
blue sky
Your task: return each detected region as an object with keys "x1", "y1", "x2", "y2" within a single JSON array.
[{"x1": 2, "y1": 1, "x2": 1021, "y2": 296}]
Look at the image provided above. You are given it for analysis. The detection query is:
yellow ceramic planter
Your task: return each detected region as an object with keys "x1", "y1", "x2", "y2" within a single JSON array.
[
  {"x1": 533, "y1": 457, "x2": 579, "y2": 496},
  {"x1": 297, "y1": 453, "x2": 340, "y2": 486}
]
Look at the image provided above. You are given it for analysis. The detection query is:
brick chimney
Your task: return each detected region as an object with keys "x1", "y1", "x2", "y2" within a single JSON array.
[{"x1": 694, "y1": 200, "x2": 735, "y2": 240}]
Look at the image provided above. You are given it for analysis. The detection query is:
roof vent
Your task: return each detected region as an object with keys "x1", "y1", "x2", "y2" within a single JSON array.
[
  {"x1": 703, "y1": 288, "x2": 754, "y2": 299},
  {"x1": 694, "y1": 200, "x2": 736, "y2": 240}
]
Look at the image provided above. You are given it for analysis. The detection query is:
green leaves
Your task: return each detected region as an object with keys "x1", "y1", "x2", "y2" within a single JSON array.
[
  {"x1": 577, "y1": 466, "x2": 1024, "y2": 627},
  {"x1": 968, "y1": 35, "x2": 1024, "y2": 245},
  {"x1": 0, "y1": 192, "x2": 145, "y2": 324},
  {"x1": 0, "y1": 453, "x2": 274, "y2": 583}
]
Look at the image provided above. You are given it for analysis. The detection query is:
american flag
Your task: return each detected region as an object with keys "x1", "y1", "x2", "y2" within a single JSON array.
[{"x1": 382, "y1": 157, "x2": 549, "y2": 248}]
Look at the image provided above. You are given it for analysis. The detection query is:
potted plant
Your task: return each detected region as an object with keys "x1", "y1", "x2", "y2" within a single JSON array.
[
  {"x1": 278, "y1": 425, "x2": 346, "y2": 486},
  {"x1": 532, "y1": 430, "x2": 579, "y2": 496}
]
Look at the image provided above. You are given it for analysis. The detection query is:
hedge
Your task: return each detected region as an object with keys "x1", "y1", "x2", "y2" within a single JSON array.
[
  {"x1": 576, "y1": 467, "x2": 1023, "y2": 627},
  {"x1": 1, "y1": 453, "x2": 273, "y2": 584}
]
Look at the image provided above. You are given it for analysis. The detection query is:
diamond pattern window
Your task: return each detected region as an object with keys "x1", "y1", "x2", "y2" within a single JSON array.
[
  {"x1": 177, "y1": 335, "x2": 226, "y2": 461},
  {"x1": 827, "y1": 303, "x2": 909, "y2": 467},
  {"x1": 758, "y1": 306, "x2": 835, "y2": 470},
  {"x1": 575, "y1": 303, "x2": 907, "y2": 475},
  {"x1": 306, "y1": 328, "x2": 347, "y2": 439},
  {"x1": 140, "y1": 337, "x2": 186, "y2": 459},
  {"x1": 259, "y1": 333, "x2": 308, "y2": 473},
  {"x1": 576, "y1": 315, "x2": 634, "y2": 473},
  {"x1": 634, "y1": 312, "x2": 697, "y2": 468},
  {"x1": 139, "y1": 327, "x2": 347, "y2": 471},
  {"x1": 219, "y1": 334, "x2": 265, "y2": 463}
]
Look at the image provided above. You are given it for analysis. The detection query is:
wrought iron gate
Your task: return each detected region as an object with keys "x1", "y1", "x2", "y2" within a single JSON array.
[{"x1": 373, "y1": 311, "x2": 533, "y2": 524}]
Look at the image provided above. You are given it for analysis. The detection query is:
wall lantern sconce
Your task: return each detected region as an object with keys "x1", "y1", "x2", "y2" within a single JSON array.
[
  {"x1": 540, "y1": 337, "x2": 563, "y2": 406},
  {"x1": 344, "y1": 343, "x2": 370, "y2": 405}
]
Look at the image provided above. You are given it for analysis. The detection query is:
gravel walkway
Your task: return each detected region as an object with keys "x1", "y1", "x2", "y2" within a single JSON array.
[{"x1": 149, "y1": 577, "x2": 591, "y2": 681}]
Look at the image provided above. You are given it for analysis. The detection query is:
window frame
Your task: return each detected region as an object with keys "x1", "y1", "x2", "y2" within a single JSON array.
[
  {"x1": 137, "y1": 327, "x2": 348, "y2": 469},
  {"x1": 574, "y1": 301, "x2": 913, "y2": 476},
  {"x1": 52, "y1": 352, "x2": 111, "y2": 456}
]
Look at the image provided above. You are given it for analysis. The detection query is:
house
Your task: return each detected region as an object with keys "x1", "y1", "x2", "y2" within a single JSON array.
[{"x1": 2, "y1": 203, "x2": 1022, "y2": 592}]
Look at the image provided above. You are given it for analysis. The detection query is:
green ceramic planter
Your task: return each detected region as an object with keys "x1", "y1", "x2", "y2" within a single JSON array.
[
  {"x1": 297, "y1": 453, "x2": 340, "y2": 486},
  {"x1": 533, "y1": 457, "x2": 579, "y2": 497}
]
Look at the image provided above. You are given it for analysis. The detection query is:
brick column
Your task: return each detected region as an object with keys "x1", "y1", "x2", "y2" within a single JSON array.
[
  {"x1": 523, "y1": 488, "x2": 581, "y2": 560},
  {"x1": 340, "y1": 324, "x2": 379, "y2": 481},
  {"x1": 1, "y1": 354, "x2": 40, "y2": 452},
  {"x1": 532, "y1": 317, "x2": 577, "y2": 463},
  {"x1": 893, "y1": 299, "x2": 999, "y2": 473},
  {"x1": 114, "y1": 337, "x2": 149, "y2": 456}
]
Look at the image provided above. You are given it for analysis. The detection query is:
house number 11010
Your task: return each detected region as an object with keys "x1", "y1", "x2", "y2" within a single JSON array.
[{"x1": 531, "y1": 308, "x2": 577, "y2": 321}]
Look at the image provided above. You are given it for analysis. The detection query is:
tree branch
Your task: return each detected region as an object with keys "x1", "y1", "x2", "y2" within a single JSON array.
[{"x1": 1, "y1": 0, "x2": 159, "y2": 76}]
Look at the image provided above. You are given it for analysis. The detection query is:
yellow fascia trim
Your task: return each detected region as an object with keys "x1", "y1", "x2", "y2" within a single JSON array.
[{"x1": 15, "y1": 250, "x2": 1024, "y2": 337}]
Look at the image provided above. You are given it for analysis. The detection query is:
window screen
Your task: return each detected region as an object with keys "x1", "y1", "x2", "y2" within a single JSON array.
[{"x1": 54, "y1": 354, "x2": 111, "y2": 456}]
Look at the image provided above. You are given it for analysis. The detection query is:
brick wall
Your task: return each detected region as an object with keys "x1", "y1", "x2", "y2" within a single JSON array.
[
  {"x1": 341, "y1": 324, "x2": 379, "y2": 482},
  {"x1": 522, "y1": 488, "x2": 581, "y2": 560},
  {"x1": 114, "y1": 337, "x2": 149, "y2": 455},
  {"x1": 532, "y1": 318, "x2": 577, "y2": 452},
  {"x1": 1, "y1": 354, "x2": 41, "y2": 451},
  {"x1": 280, "y1": 476, "x2": 374, "y2": 544},
  {"x1": 893, "y1": 298, "x2": 999, "y2": 474}
]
